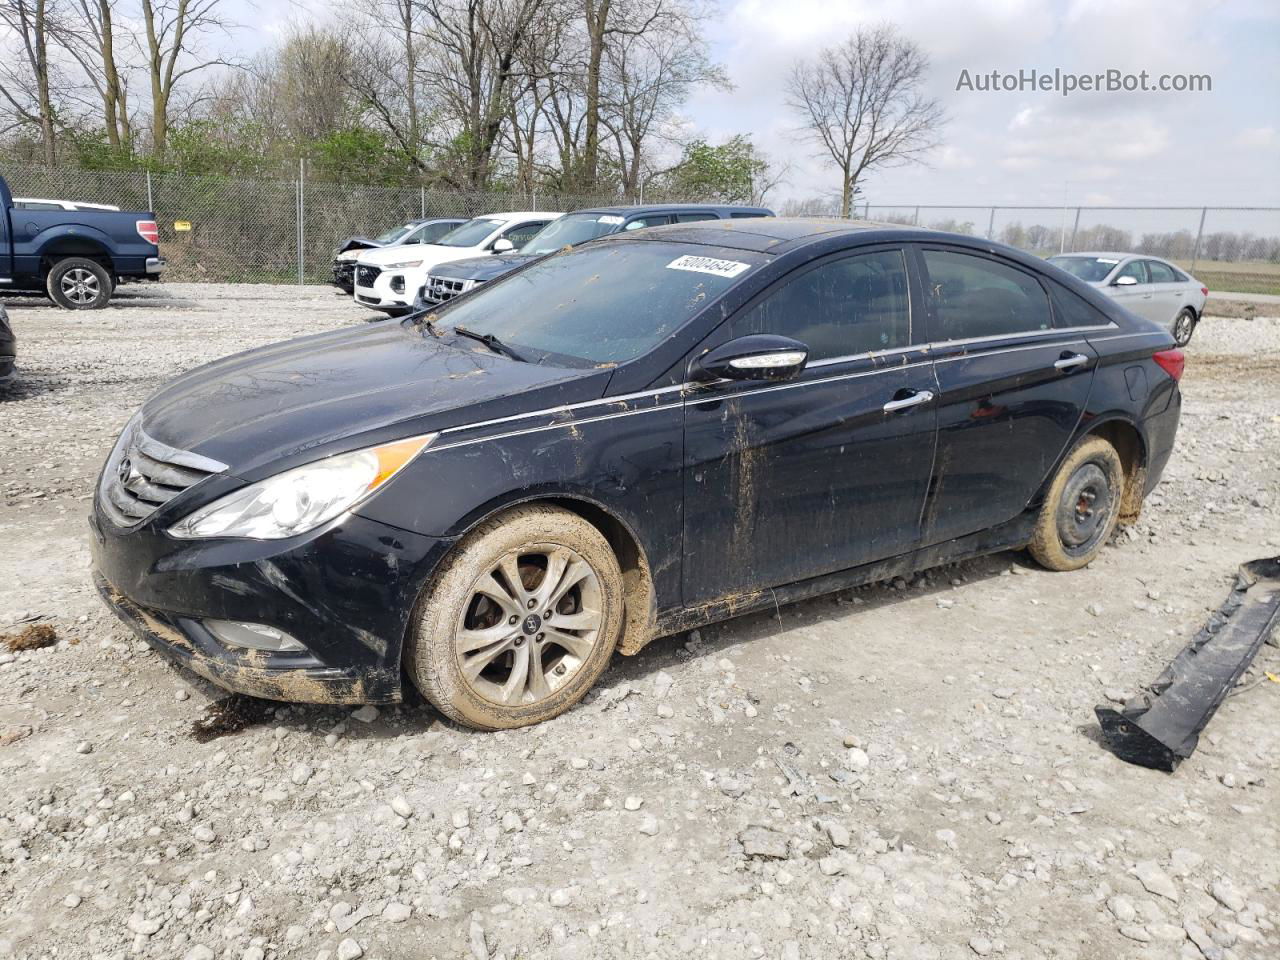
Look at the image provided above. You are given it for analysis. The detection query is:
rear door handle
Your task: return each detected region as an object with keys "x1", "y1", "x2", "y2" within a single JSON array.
[
  {"x1": 1054, "y1": 353, "x2": 1090, "y2": 372},
  {"x1": 883, "y1": 389, "x2": 934, "y2": 413}
]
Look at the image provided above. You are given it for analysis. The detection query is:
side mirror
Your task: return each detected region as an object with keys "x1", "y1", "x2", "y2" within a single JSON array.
[
  {"x1": 492, "y1": 237, "x2": 515, "y2": 253},
  {"x1": 1113, "y1": 274, "x2": 1138, "y2": 286},
  {"x1": 694, "y1": 335, "x2": 809, "y2": 382}
]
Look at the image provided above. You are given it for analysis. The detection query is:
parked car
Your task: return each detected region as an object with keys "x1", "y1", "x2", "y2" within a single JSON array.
[
  {"x1": 331, "y1": 217, "x2": 465, "y2": 293},
  {"x1": 419, "y1": 204, "x2": 773, "y2": 304},
  {"x1": 13, "y1": 197, "x2": 122, "y2": 212},
  {"x1": 353, "y1": 211, "x2": 561, "y2": 314},
  {"x1": 0, "y1": 304, "x2": 14, "y2": 388},
  {"x1": 0, "y1": 175, "x2": 163, "y2": 309},
  {"x1": 1048, "y1": 252, "x2": 1207, "y2": 346},
  {"x1": 92, "y1": 220, "x2": 1183, "y2": 729}
]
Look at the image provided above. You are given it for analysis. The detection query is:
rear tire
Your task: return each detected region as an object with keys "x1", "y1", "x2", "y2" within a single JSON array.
[
  {"x1": 1028, "y1": 435, "x2": 1125, "y2": 572},
  {"x1": 46, "y1": 257, "x2": 112, "y2": 310},
  {"x1": 405, "y1": 505, "x2": 624, "y2": 730},
  {"x1": 1173, "y1": 308, "x2": 1197, "y2": 347}
]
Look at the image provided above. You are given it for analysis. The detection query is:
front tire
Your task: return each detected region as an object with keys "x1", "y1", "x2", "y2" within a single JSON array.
[
  {"x1": 1173, "y1": 308, "x2": 1197, "y2": 347},
  {"x1": 1028, "y1": 435, "x2": 1125, "y2": 572},
  {"x1": 405, "y1": 505, "x2": 624, "y2": 730},
  {"x1": 46, "y1": 258, "x2": 113, "y2": 310}
]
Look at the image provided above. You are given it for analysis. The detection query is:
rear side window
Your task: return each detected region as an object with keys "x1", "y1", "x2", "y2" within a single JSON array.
[
  {"x1": 1115, "y1": 260, "x2": 1147, "y2": 284},
  {"x1": 1146, "y1": 260, "x2": 1177, "y2": 283},
  {"x1": 1049, "y1": 283, "x2": 1113, "y2": 329},
  {"x1": 728, "y1": 249, "x2": 911, "y2": 361},
  {"x1": 675, "y1": 212, "x2": 718, "y2": 223},
  {"x1": 922, "y1": 249, "x2": 1051, "y2": 340},
  {"x1": 730, "y1": 211, "x2": 766, "y2": 219}
]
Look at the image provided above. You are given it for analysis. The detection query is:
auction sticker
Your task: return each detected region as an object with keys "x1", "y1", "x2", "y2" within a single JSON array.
[{"x1": 666, "y1": 255, "x2": 751, "y2": 278}]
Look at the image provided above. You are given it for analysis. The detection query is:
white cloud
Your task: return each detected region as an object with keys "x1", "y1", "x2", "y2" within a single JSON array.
[{"x1": 1233, "y1": 126, "x2": 1278, "y2": 148}]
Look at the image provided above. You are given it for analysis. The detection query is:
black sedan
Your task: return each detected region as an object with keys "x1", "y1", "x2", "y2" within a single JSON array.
[{"x1": 91, "y1": 220, "x2": 1183, "y2": 729}]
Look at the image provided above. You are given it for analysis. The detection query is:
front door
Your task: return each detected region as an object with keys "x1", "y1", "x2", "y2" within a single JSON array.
[
  {"x1": 915, "y1": 246, "x2": 1097, "y2": 544},
  {"x1": 681, "y1": 247, "x2": 938, "y2": 604},
  {"x1": 1109, "y1": 259, "x2": 1156, "y2": 321}
]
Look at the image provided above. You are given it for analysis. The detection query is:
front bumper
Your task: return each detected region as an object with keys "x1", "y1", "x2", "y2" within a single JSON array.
[
  {"x1": 354, "y1": 266, "x2": 422, "y2": 312},
  {"x1": 90, "y1": 507, "x2": 454, "y2": 704},
  {"x1": 333, "y1": 260, "x2": 355, "y2": 291}
]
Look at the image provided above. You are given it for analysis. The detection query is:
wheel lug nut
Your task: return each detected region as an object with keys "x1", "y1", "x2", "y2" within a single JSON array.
[
  {"x1": 536, "y1": 633, "x2": 544, "y2": 643},
  {"x1": 508, "y1": 615, "x2": 518, "y2": 625},
  {"x1": 514, "y1": 637, "x2": 524, "y2": 646},
  {"x1": 527, "y1": 599, "x2": 536, "y2": 609},
  {"x1": 554, "y1": 664, "x2": 567, "y2": 676},
  {"x1": 544, "y1": 610, "x2": 552, "y2": 619}
]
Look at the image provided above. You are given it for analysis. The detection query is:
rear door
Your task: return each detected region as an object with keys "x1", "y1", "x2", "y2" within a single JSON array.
[
  {"x1": 681, "y1": 246, "x2": 938, "y2": 603},
  {"x1": 916, "y1": 246, "x2": 1099, "y2": 544},
  {"x1": 1143, "y1": 259, "x2": 1183, "y2": 328}
]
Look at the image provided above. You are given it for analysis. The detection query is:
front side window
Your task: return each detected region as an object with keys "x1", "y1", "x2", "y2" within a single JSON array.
[
  {"x1": 623, "y1": 215, "x2": 671, "y2": 231},
  {"x1": 431, "y1": 241, "x2": 766, "y2": 365},
  {"x1": 727, "y1": 250, "x2": 911, "y2": 361},
  {"x1": 1114, "y1": 260, "x2": 1148, "y2": 284},
  {"x1": 1145, "y1": 260, "x2": 1177, "y2": 283},
  {"x1": 436, "y1": 218, "x2": 505, "y2": 247},
  {"x1": 502, "y1": 221, "x2": 550, "y2": 248},
  {"x1": 922, "y1": 249, "x2": 1051, "y2": 340}
]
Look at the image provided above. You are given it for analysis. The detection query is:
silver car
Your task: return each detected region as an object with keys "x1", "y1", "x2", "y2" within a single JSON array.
[{"x1": 1048, "y1": 252, "x2": 1207, "y2": 346}]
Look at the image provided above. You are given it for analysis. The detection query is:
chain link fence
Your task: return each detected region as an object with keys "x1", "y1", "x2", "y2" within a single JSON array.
[
  {"x1": 4, "y1": 157, "x2": 1278, "y2": 294},
  {"x1": 858, "y1": 204, "x2": 1280, "y2": 295},
  {"x1": 2, "y1": 160, "x2": 693, "y2": 284}
]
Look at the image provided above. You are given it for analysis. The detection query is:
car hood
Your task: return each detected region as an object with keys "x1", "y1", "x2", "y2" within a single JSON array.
[
  {"x1": 358, "y1": 242, "x2": 479, "y2": 268},
  {"x1": 431, "y1": 254, "x2": 538, "y2": 283},
  {"x1": 139, "y1": 321, "x2": 607, "y2": 478}
]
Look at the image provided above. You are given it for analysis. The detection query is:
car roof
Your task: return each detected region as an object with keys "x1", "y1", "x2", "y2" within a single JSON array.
[
  {"x1": 611, "y1": 217, "x2": 936, "y2": 254},
  {"x1": 473, "y1": 211, "x2": 564, "y2": 222},
  {"x1": 571, "y1": 203, "x2": 775, "y2": 217}
]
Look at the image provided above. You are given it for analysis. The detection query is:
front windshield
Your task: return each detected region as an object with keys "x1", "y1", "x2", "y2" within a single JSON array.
[
  {"x1": 428, "y1": 241, "x2": 766, "y2": 364},
  {"x1": 1049, "y1": 256, "x2": 1119, "y2": 282},
  {"x1": 436, "y1": 218, "x2": 504, "y2": 248},
  {"x1": 374, "y1": 223, "x2": 415, "y2": 244},
  {"x1": 519, "y1": 213, "x2": 625, "y2": 255}
]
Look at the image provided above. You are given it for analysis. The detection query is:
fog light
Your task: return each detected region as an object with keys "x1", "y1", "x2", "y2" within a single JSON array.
[
  {"x1": 391, "y1": 274, "x2": 405, "y2": 293},
  {"x1": 205, "y1": 619, "x2": 305, "y2": 653}
]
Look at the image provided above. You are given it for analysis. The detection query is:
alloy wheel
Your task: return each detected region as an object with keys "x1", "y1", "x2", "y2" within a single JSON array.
[
  {"x1": 61, "y1": 268, "x2": 102, "y2": 306},
  {"x1": 454, "y1": 545, "x2": 604, "y2": 706}
]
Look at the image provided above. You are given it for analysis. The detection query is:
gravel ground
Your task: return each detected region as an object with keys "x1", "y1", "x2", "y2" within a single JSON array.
[{"x1": 1, "y1": 283, "x2": 1278, "y2": 960}]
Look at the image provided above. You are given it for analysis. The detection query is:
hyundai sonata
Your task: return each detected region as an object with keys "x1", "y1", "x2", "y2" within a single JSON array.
[{"x1": 92, "y1": 220, "x2": 1183, "y2": 729}]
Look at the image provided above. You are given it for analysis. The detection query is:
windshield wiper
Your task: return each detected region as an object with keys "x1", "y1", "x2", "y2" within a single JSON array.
[{"x1": 453, "y1": 325, "x2": 529, "y2": 363}]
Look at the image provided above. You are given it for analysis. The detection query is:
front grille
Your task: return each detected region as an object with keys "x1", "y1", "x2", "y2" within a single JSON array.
[
  {"x1": 98, "y1": 418, "x2": 227, "y2": 528},
  {"x1": 424, "y1": 276, "x2": 471, "y2": 304},
  {"x1": 356, "y1": 264, "x2": 381, "y2": 287}
]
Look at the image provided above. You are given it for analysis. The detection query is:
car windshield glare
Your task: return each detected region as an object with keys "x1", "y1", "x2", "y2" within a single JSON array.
[
  {"x1": 1049, "y1": 256, "x2": 1119, "y2": 282},
  {"x1": 429, "y1": 241, "x2": 766, "y2": 364},
  {"x1": 520, "y1": 214, "x2": 625, "y2": 255},
  {"x1": 436, "y1": 218, "x2": 505, "y2": 247}
]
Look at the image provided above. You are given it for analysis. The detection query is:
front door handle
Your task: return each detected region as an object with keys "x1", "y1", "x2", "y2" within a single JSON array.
[
  {"x1": 883, "y1": 389, "x2": 934, "y2": 413},
  {"x1": 1054, "y1": 353, "x2": 1090, "y2": 372}
]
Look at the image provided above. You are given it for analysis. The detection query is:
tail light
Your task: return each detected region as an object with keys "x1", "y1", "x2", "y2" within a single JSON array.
[
  {"x1": 1153, "y1": 348, "x2": 1185, "y2": 382},
  {"x1": 136, "y1": 220, "x2": 159, "y2": 245},
  {"x1": 1200, "y1": 286, "x2": 1208, "y2": 297}
]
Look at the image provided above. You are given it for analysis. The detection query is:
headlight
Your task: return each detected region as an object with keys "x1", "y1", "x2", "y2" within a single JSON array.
[
  {"x1": 336, "y1": 250, "x2": 361, "y2": 262},
  {"x1": 383, "y1": 259, "x2": 424, "y2": 269},
  {"x1": 169, "y1": 434, "x2": 437, "y2": 540}
]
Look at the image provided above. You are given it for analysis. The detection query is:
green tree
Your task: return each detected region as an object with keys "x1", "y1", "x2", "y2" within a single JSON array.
[{"x1": 664, "y1": 135, "x2": 772, "y2": 204}]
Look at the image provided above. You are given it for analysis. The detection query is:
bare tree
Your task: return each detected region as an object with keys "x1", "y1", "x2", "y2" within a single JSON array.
[
  {"x1": 786, "y1": 25, "x2": 945, "y2": 217},
  {"x1": 55, "y1": 0, "x2": 132, "y2": 149},
  {"x1": 137, "y1": 0, "x2": 235, "y2": 155},
  {"x1": 0, "y1": 0, "x2": 60, "y2": 165}
]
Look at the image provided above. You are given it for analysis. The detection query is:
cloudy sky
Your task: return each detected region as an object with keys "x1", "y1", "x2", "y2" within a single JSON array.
[{"x1": 251, "y1": 0, "x2": 1278, "y2": 217}]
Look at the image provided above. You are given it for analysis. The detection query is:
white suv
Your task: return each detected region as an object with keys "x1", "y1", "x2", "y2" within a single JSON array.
[{"x1": 353, "y1": 211, "x2": 561, "y2": 313}]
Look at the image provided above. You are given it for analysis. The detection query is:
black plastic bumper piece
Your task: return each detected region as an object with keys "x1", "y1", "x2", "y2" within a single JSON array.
[{"x1": 1096, "y1": 556, "x2": 1280, "y2": 771}]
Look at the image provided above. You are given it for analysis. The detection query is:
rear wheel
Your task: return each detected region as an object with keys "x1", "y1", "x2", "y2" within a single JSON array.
[
  {"x1": 1173, "y1": 308, "x2": 1197, "y2": 347},
  {"x1": 1028, "y1": 435, "x2": 1125, "y2": 571},
  {"x1": 405, "y1": 505, "x2": 624, "y2": 729},
  {"x1": 46, "y1": 257, "x2": 112, "y2": 310}
]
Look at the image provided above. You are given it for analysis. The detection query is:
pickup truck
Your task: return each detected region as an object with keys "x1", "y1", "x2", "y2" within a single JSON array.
[{"x1": 0, "y1": 174, "x2": 164, "y2": 309}]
